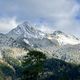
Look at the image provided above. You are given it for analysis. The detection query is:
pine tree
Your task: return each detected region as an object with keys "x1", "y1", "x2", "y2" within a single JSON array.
[{"x1": 21, "y1": 50, "x2": 46, "y2": 80}]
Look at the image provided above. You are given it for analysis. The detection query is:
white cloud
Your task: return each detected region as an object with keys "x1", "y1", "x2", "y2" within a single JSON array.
[
  {"x1": 36, "y1": 24, "x2": 55, "y2": 33},
  {"x1": 0, "y1": 17, "x2": 18, "y2": 33},
  {"x1": 25, "y1": 0, "x2": 80, "y2": 36},
  {"x1": 0, "y1": 0, "x2": 80, "y2": 37},
  {"x1": 53, "y1": 2, "x2": 80, "y2": 34}
]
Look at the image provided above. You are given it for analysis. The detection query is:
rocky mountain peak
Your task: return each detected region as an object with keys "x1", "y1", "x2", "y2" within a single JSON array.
[
  {"x1": 7, "y1": 21, "x2": 46, "y2": 39},
  {"x1": 53, "y1": 31, "x2": 65, "y2": 35}
]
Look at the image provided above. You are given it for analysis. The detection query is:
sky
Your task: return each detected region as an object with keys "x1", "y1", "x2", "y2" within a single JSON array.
[{"x1": 0, "y1": 0, "x2": 80, "y2": 37}]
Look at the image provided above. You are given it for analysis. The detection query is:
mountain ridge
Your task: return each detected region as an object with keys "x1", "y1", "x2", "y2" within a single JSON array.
[
  {"x1": 0, "y1": 21, "x2": 80, "y2": 64},
  {"x1": 0, "y1": 21, "x2": 80, "y2": 48}
]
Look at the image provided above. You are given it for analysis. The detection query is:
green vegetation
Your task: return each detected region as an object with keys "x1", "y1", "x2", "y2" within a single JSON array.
[
  {"x1": 0, "y1": 62, "x2": 14, "y2": 80},
  {"x1": 1, "y1": 50, "x2": 80, "y2": 80},
  {"x1": 0, "y1": 71, "x2": 4, "y2": 80},
  {"x1": 21, "y1": 50, "x2": 46, "y2": 80}
]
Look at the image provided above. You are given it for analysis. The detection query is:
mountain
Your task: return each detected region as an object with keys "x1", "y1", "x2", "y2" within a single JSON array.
[
  {"x1": 0, "y1": 21, "x2": 80, "y2": 62},
  {"x1": 52, "y1": 31, "x2": 80, "y2": 45},
  {"x1": 0, "y1": 21, "x2": 59, "y2": 49},
  {"x1": 0, "y1": 21, "x2": 80, "y2": 54},
  {"x1": 0, "y1": 21, "x2": 79, "y2": 48},
  {"x1": 0, "y1": 21, "x2": 80, "y2": 80},
  {"x1": 53, "y1": 44, "x2": 80, "y2": 64},
  {"x1": 7, "y1": 21, "x2": 46, "y2": 39}
]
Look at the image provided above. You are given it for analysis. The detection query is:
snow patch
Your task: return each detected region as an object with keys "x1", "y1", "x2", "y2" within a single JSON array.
[
  {"x1": 23, "y1": 39, "x2": 30, "y2": 44},
  {"x1": 56, "y1": 34, "x2": 80, "y2": 45}
]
